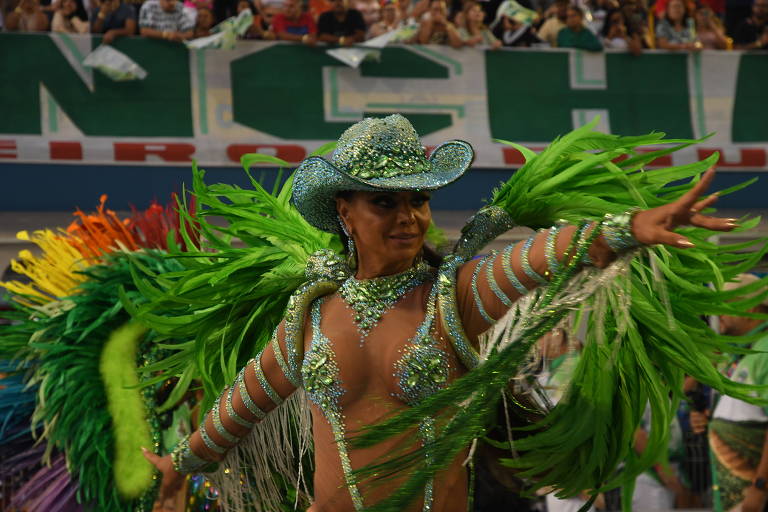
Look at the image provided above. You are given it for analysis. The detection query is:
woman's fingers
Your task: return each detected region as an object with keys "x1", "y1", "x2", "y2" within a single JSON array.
[
  {"x1": 690, "y1": 193, "x2": 719, "y2": 214},
  {"x1": 654, "y1": 230, "x2": 695, "y2": 248},
  {"x1": 678, "y1": 167, "x2": 717, "y2": 208},
  {"x1": 690, "y1": 214, "x2": 738, "y2": 232},
  {"x1": 141, "y1": 446, "x2": 160, "y2": 467}
]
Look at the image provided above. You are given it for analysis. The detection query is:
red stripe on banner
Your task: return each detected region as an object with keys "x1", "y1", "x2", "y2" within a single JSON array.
[
  {"x1": 697, "y1": 148, "x2": 767, "y2": 168},
  {"x1": 227, "y1": 144, "x2": 306, "y2": 164},
  {"x1": 114, "y1": 143, "x2": 196, "y2": 162},
  {"x1": 501, "y1": 147, "x2": 546, "y2": 165},
  {"x1": 0, "y1": 140, "x2": 17, "y2": 159},
  {"x1": 50, "y1": 141, "x2": 83, "y2": 160}
]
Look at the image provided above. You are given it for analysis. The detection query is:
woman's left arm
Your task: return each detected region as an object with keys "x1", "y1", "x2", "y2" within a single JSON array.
[{"x1": 457, "y1": 167, "x2": 736, "y2": 339}]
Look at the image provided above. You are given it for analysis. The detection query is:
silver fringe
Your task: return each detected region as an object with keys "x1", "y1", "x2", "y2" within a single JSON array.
[{"x1": 208, "y1": 390, "x2": 314, "y2": 512}]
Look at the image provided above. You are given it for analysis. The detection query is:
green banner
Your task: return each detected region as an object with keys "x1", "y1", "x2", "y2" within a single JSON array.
[{"x1": 1, "y1": 33, "x2": 766, "y2": 170}]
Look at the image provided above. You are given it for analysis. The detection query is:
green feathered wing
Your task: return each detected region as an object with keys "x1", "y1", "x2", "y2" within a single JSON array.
[
  {"x1": 9, "y1": 252, "x2": 182, "y2": 511},
  {"x1": 345, "y1": 118, "x2": 768, "y2": 511},
  {"x1": 124, "y1": 160, "x2": 341, "y2": 415}
]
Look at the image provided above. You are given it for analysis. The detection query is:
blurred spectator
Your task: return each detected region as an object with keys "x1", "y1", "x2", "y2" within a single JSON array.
[
  {"x1": 317, "y1": 0, "x2": 366, "y2": 45},
  {"x1": 707, "y1": 274, "x2": 768, "y2": 512},
  {"x1": 5, "y1": 0, "x2": 50, "y2": 31},
  {"x1": 272, "y1": 0, "x2": 317, "y2": 44},
  {"x1": 261, "y1": 3, "x2": 280, "y2": 29},
  {"x1": 237, "y1": 0, "x2": 270, "y2": 38},
  {"x1": 192, "y1": 4, "x2": 213, "y2": 34},
  {"x1": 416, "y1": 0, "x2": 463, "y2": 46},
  {"x1": 557, "y1": 5, "x2": 603, "y2": 49},
  {"x1": 583, "y1": 0, "x2": 617, "y2": 34},
  {"x1": 733, "y1": 0, "x2": 768, "y2": 49},
  {"x1": 367, "y1": 0, "x2": 403, "y2": 37},
  {"x1": 354, "y1": 0, "x2": 380, "y2": 26},
  {"x1": 694, "y1": 5, "x2": 726, "y2": 48},
  {"x1": 52, "y1": 0, "x2": 89, "y2": 31},
  {"x1": 492, "y1": 14, "x2": 540, "y2": 45},
  {"x1": 309, "y1": 0, "x2": 332, "y2": 18},
  {"x1": 537, "y1": 0, "x2": 567, "y2": 45},
  {"x1": 601, "y1": 9, "x2": 642, "y2": 52},
  {"x1": 725, "y1": 0, "x2": 752, "y2": 36},
  {"x1": 91, "y1": 0, "x2": 137, "y2": 44},
  {"x1": 652, "y1": 0, "x2": 694, "y2": 20},
  {"x1": 655, "y1": 0, "x2": 698, "y2": 50},
  {"x1": 459, "y1": 1, "x2": 501, "y2": 46},
  {"x1": 139, "y1": 0, "x2": 194, "y2": 40},
  {"x1": 620, "y1": 0, "x2": 651, "y2": 47},
  {"x1": 213, "y1": 0, "x2": 239, "y2": 24},
  {"x1": 182, "y1": 0, "x2": 212, "y2": 23}
]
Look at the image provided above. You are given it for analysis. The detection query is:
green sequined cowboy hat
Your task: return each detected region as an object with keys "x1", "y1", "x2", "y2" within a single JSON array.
[{"x1": 291, "y1": 114, "x2": 474, "y2": 234}]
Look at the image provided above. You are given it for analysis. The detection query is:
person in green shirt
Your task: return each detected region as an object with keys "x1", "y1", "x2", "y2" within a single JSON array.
[
  {"x1": 696, "y1": 273, "x2": 768, "y2": 512},
  {"x1": 556, "y1": 5, "x2": 603, "y2": 51}
]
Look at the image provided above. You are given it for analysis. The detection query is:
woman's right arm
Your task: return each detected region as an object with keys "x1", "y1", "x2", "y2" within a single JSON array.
[{"x1": 144, "y1": 320, "x2": 299, "y2": 501}]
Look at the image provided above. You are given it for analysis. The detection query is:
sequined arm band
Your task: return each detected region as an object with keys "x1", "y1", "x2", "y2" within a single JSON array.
[
  {"x1": 211, "y1": 390, "x2": 239, "y2": 445},
  {"x1": 470, "y1": 257, "x2": 496, "y2": 325},
  {"x1": 544, "y1": 226, "x2": 562, "y2": 277},
  {"x1": 602, "y1": 209, "x2": 641, "y2": 253},
  {"x1": 200, "y1": 420, "x2": 227, "y2": 454},
  {"x1": 253, "y1": 358, "x2": 285, "y2": 406},
  {"x1": 236, "y1": 366, "x2": 267, "y2": 420},
  {"x1": 520, "y1": 236, "x2": 550, "y2": 285},
  {"x1": 501, "y1": 243, "x2": 529, "y2": 296},
  {"x1": 484, "y1": 252, "x2": 513, "y2": 307},
  {"x1": 171, "y1": 434, "x2": 219, "y2": 475},
  {"x1": 575, "y1": 222, "x2": 594, "y2": 266},
  {"x1": 225, "y1": 384, "x2": 255, "y2": 428},
  {"x1": 271, "y1": 335, "x2": 301, "y2": 387}
]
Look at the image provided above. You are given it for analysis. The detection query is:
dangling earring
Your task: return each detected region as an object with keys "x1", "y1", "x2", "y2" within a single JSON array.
[{"x1": 339, "y1": 218, "x2": 357, "y2": 269}]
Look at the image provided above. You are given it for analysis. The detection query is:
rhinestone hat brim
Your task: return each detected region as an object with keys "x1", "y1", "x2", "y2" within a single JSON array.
[{"x1": 291, "y1": 139, "x2": 474, "y2": 235}]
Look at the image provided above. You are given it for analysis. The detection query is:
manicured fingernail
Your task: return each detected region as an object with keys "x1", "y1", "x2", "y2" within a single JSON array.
[
  {"x1": 141, "y1": 446, "x2": 148, "y2": 452},
  {"x1": 679, "y1": 241, "x2": 695, "y2": 248}
]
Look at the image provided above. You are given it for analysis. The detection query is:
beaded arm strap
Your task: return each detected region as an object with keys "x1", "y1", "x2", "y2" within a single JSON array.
[
  {"x1": 171, "y1": 350, "x2": 288, "y2": 475},
  {"x1": 470, "y1": 256, "x2": 496, "y2": 325}
]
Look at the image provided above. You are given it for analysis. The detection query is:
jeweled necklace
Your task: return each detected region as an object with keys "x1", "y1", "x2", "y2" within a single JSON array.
[{"x1": 340, "y1": 260, "x2": 432, "y2": 344}]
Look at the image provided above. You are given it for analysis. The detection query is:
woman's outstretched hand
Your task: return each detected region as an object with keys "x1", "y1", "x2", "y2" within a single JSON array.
[
  {"x1": 141, "y1": 447, "x2": 185, "y2": 511},
  {"x1": 631, "y1": 167, "x2": 738, "y2": 248}
]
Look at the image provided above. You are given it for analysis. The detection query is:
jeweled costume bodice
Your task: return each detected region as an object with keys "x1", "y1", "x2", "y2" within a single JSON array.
[{"x1": 300, "y1": 269, "x2": 453, "y2": 511}]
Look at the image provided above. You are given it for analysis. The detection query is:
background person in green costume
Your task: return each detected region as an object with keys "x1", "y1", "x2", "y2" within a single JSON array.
[{"x1": 696, "y1": 273, "x2": 768, "y2": 512}]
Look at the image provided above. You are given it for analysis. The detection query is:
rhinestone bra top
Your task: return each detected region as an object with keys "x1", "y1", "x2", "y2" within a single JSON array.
[{"x1": 300, "y1": 278, "x2": 450, "y2": 511}]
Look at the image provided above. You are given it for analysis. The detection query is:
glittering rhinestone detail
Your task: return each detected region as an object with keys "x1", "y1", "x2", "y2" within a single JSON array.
[
  {"x1": 520, "y1": 236, "x2": 550, "y2": 285},
  {"x1": 236, "y1": 366, "x2": 267, "y2": 420},
  {"x1": 254, "y1": 358, "x2": 283, "y2": 406},
  {"x1": 544, "y1": 226, "x2": 563, "y2": 277},
  {"x1": 470, "y1": 257, "x2": 495, "y2": 325},
  {"x1": 392, "y1": 284, "x2": 449, "y2": 406},
  {"x1": 271, "y1": 333, "x2": 300, "y2": 388},
  {"x1": 332, "y1": 115, "x2": 431, "y2": 180},
  {"x1": 340, "y1": 260, "x2": 432, "y2": 344},
  {"x1": 302, "y1": 298, "x2": 365, "y2": 510},
  {"x1": 437, "y1": 255, "x2": 480, "y2": 371},
  {"x1": 200, "y1": 420, "x2": 227, "y2": 454},
  {"x1": 602, "y1": 209, "x2": 641, "y2": 253},
  {"x1": 212, "y1": 392, "x2": 239, "y2": 444},
  {"x1": 501, "y1": 244, "x2": 529, "y2": 296},
  {"x1": 225, "y1": 384, "x2": 255, "y2": 429},
  {"x1": 484, "y1": 251, "x2": 513, "y2": 307}
]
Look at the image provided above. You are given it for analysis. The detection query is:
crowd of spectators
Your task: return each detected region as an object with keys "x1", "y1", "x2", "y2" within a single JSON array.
[{"x1": 2, "y1": 0, "x2": 767, "y2": 51}]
